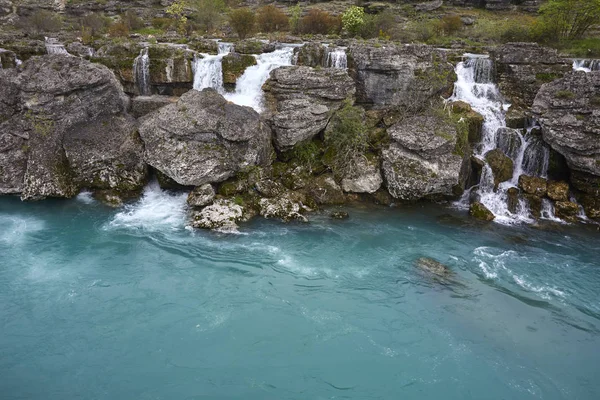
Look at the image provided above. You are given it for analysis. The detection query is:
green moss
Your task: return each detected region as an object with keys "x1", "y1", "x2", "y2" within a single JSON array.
[
  {"x1": 555, "y1": 90, "x2": 575, "y2": 99},
  {"x1": 535, "y1": 72, "x2": 561, "y2": 83}
]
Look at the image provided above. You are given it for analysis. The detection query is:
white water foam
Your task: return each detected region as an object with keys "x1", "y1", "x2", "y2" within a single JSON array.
[
  {"x1": 192, "y1": 43, "x2": 232, "y2": 92},
  {"x1": 76, "y1": 191, "x2": 96, "y2": 204},
  {"x1": 133, "y1": 47, "x2": 151, "y2": 96},
  {"x1": 106, "y1": 182, "x2": 188, "y2": 231},
  {"x1": 0, "y1": 214, "x2": 45, "y2": 245},
  {"x1": 573, "y1": 59, "x2": 600, "y2": 72},
  {"x1": 325, "y1": 47, "x2": 347, "y2": 69},
  {"x1": 45, "y1": 37, "x2": 69, "y2": 55},
  {"x1": 224, "y1": 47, "x2": 294, "y2": 112}
]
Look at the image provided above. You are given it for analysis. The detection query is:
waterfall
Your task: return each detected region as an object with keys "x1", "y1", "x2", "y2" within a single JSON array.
[
  {"x1": 192, "y1": 42, "x2": 232, "y2": 92},
  {"x1": 573, "y1": 59, "x2": 600, "y2": 72},
  {"x1": 450, "y1": 54, "x2": 553, "y2": 224},
  {"x1": 325, "y1": 47, "x2": 347, "y2": 69},
  {"x1": 224, "y1": 47, "x2": 294, "y2": 112},
  {"x1": 133, "y1": 47, "x2": 151, "y2": 96},
  {"x1": 45, "y1": 37, "x2": 69, "y2": 55}
]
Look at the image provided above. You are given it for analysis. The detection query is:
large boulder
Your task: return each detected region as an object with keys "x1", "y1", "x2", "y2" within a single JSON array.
[
  {"x1": 221, "y1": 52, "x2": 256, "y2": 85},
  {"x1": 484, "y1": 149, "x2": 514, "y2": 187},
  {"x1": 0, "y1": 55, "x2": 147, "y2": 199},
  {"x1": 341, "y1": 157, "x2": 382, "y2": 194},
  {"x1": 382, "y1": 113, "x2": 464, "y2": 200},
  {"x1": 263, "y1": 66, "x2": 355, "y2": 150},
  {"x1": 490, "y1": 43, "x2": 571, "y2": 108},
  {"x1": 532, "y1": 71, "x2": 600, "y2": 189},
  {"x1": 138, "y1": 88, "x2": 272, "y2": 187},
  {"x1": 347, "y1": 44, "x2": 455, "y2": 108}
]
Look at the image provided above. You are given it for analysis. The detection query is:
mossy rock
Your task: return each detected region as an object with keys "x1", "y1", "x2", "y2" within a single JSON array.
[
  {"x1": 221, "y1": 53, "x2": 257, "y2": 85},
  {"x1": 469, "y1": 202, "x2": 495, "y2": 221}
]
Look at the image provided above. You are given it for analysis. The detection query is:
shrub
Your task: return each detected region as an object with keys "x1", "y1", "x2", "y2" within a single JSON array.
[
  {"x1": 257, "y1": 5, "x2": 289, "y2": 33},
  {"x1": 152, "y1": 17, "x2": 173, "y2": 30},
  {"x1": 359, "y1": 13, "x2": 396, "y2": 39},
  {"x1": 537, "y1": 0, "x2": 600, "y2": 40},
  {"x1": 438, "y1": 14, "x2": 462, "y2": 36},
  {"x1": 341, "y1": 6, "x2": 365, "y2": 37},
  {"x1": 166, "y1": 0, "x2": 188, "y2": 34},
  {"x1": 229, "y1": 8, "x2": 255, "y2": 39},
  {"x1": 79, "y1": 13, "x2": 111, "y2": 37},
  {"x1": 300, "y1": 9, "x2": 338, "y2": 35},
  {"x1": 289, "y1": 4, "x2": 302, "y2": 34},
  {"x1": 108, "y1": 22, "x2": 130, "y2": 37},
  {"x1": 123, "y1": 10, "x2": 144, "y2": 31},
  {"x1": 191, "y1": 0, "x2": 226, "y2": 32},
  {"x1": 324, "y1": 101, "x2": 368, "y2": 176},
  {"x1": 18, "y1": 10, "x2": 63, "y2": 35}
]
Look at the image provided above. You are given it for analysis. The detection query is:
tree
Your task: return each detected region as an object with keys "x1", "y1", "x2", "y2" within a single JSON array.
[
  {"x1": 191, "y1": 0, "x2": 226, "y2": 32},
  {"x1": 289, "y1": 4, "x2": 302, "y2": 34},
  {"x1": 229, "y1": 8, "x2": 255, "y2": 39},
  {"x1": 166, "y1": 0, "x2": 188, "y2": 34},
  {"x1": 341, "y1": 6, "x2": 365, "y2": 37},
  {"x1": 257, "y1": 5, "x2": 289, "y2": 33},
  {"x1": 538, "y1": 0, "x2": 600, "y2": 40}
]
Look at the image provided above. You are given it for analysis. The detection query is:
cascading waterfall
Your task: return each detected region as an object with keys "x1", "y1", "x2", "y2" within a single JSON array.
[
  {"x1": 192, "y1": 42, "x2": 232, "y2": 92},
  {"x1": 224, "y1": 47, "x2": 294, "y2": 112},
  {"x1": 325, "y1": 47, "x2": 347, "y2": 69},
  {"x1": 573, "y1": 59, "x2": 600, "y2": 72},
  {"x1": 450, "y1": 54, "x2": 553, "y2": 224},
  {"x1": 44, "y1": 37, "x2": 69, "y2": 55},
  {"x1": 133, "y1": 47, "x2": 151, "y2": 96}
]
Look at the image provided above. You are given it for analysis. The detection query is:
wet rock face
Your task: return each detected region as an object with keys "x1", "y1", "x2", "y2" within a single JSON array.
[
  {"x1": 470, "y1": 202, "x2": 495, "y2": 221},
  {"x1": 533, "y1": 71, "x2": 600, "y2": 198},
  {"x1": 263, "y1": 66, "x2": 355, "y2": 150},
  {"x1": 554, "y1": 201, "x2": 579, "y2": 222},
  {"x1": 293, "y1": 43, "x2": 327, "y2": 67},
  {"x1": 190, "y1": 199, "x2": 244, "y2": 232},
  {"x1": 518, "y1": 175, "x2": 547, "y2": 197},
  {"x1": 485, "y1": 149, "x2": 514, "y2": 188},
  {"x1": 382, "y1": 113, "x2": 464, "y2": 201},
  {"x1": 347, "y1": 44, "x2": 455, "y2": 108},
  {"x1": 491, "y1": 43, "x2": 571, "y2": 108},
  {"x1": 546, "y1": 181, "x2": 569, "y2": 201},
  {"x1": 0, "y1": 55, "x2": 147, "y2": 199},
  {"x1": 138, "y1": 88, "x2": 272, "y2": 187},
  {"x1": 221, "y1": 52, "x2": 256, "y2": 85},
  {"x1": 187, "y1": 184, "x2": 215, "y2": 208}
]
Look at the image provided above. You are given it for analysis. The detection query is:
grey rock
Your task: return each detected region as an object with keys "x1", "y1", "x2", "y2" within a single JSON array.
[
  {"x1": 263, "y1": 66, "x2": 355, "y2": 150},
  {"x1": 259, "y1": 193, "x2": 307, "y2": 222},
  {"x1": 484, "y1": 149, "x2": 514, "y2": 187},
  {"x1": 347, "y1": 44, "x2": 455, "y2": 108},
  {"x1": 138, "y1": 88, "x2": 272, "y2": 187},
  {"x1": 190, "y1": 199, "x2": 244, "y2": 232},
  {"x1": 382, "y1": 114, "x2": 464, "y2": 200},
  {"x1": 532, "y1": 71, "x2": 600, "y2": 186},
  {"x1": 341, "y1": 157, "x2": 382, "y2": 194},
  {"x1": 293, "y1": 42, "x2": 327, "y2": 67},
  {"x1": 0, "y1": 54, "x2": 146, "y2": 199},
  {"x1": 187, "y1": 183, "x2": 215, "y2": 207},
  {"x1": 131, "y1": 95, "x2": 178, "y2": 118}
]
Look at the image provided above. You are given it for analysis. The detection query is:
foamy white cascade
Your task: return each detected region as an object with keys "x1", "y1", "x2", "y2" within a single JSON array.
[
  {"x1": 192, "y1": 42, "x2": 233, "y2": 92},
  {"x1": 450, "y1": 55, "x2": 551, "y2": 224},
  {"x1": 133, "y1": 47, "x2": 151, "y2": 96},
  {"x1": 45, "y1": 37, "x2": 69, "y2": 55},
  {"x1": 573, "y1": 59, "x2": 600, "y2": 72},
  {"x1": 224, "y1": 47, "x2": 294, "y2": 112},
  {"x1": 325, "y1": 47, "x2": 347, "y2": 69}
]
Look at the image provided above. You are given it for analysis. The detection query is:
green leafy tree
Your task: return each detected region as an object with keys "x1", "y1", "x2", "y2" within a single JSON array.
[
  {"x1": 166, "y1": 0, "x2": 188, "y2": 34},
  {"x1": 289, "y1": 4, "x2": 302, "y2": 34},
  {"x1": 229, "y1": 8, "x2": 255, "y2": 39},
  {"x1": 342, "y1": 6, "x2": 365, "y2": 37},
  {"x1": 257, "y1": 5, "x2": 289, "y2": 33},
  {"x1": 538, "y1": 0, "x2": 600, "y2": 40}
]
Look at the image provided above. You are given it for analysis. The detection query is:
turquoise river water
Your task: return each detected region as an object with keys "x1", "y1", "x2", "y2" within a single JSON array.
[{"x1": 1, "y1": 184, "x2": 599, "y2": 399}]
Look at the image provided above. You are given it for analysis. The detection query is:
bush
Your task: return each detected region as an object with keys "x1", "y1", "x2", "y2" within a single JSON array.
[
  {"x1": 324, "y1": 101, "x2": 368, "y2": 176},
  {"x1": 229, "y1": 8, "x2": 255, "y2": 39},
  {"x1": 438, "y1": 14, "x2": 462, "y2": 36},
  {"x1": 108, "y1": 22, "x2": 130, "y2": 37},
  {"x1": 191, "y1": 0, "x2": 226, "y2": 32},
  {"x1": 341, "y1": 6, "x2": 365, "y2": 37},
  {"x1": 300, "y1": 9, "x2": 339, "y2": 35},
  {"x1": 359, "y1": 13, "x2": 396, "y2": 39},
  {"x1": 18, "y1": 10, "x2": 63, "y2": 35},
  {"x1": 257, "y1": 5, "x2": 289, "y2": 33},
  {"x1": 166, "y1": 0, "x2": 188, "y2": 34},
  {"x1": 537, "y1": 0, "x2": 600, "y2": 40},
  {"x1": 123, "y1": 10, "x2": 144, "y2": 31},
  {"x1": 79, "y1": 13, "x2": 111, "y2": 37}
]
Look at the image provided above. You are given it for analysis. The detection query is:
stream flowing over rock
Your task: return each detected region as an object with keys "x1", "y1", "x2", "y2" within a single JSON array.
[
  {"x1": 263, "y1": 66, "x2": 355, "y2": 150},
  {"x1": 0, "y1": 54, "x2": 146, "y2": 199},
  {"x1": 138, "y1": 88, "x2": 272, "y2": 187}
]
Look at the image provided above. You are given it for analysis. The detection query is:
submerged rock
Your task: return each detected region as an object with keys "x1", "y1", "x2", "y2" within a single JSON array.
[
  {"x1": 330, "y1": 211, "x2": 349, "y2": 220},
  {"x1": 138, "y1": 88, "x2": 272, "y2": 187},
  {"x1": 0, "y1": 55, "x2": 147, "y2": 199},
  {"x1": 469, "y1": 202, "x2": 495, "y2": 221},
  {"x1": 415, "y1": 257, "x2": 451, "y2": 277}
]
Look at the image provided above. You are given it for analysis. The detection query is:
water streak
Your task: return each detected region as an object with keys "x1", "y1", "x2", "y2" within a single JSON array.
[
  {"x1": 325, "y1": 47, "x2": 347, "y2": 69},
  {"x1": 573, "y1": 59, "x2": 600, "y2": 72},
  {"x1": 133, "y1": 47, "x2": 151, "y2": 96},
  {"x1": 45, "y1": 37, "x2": 69, "y2": 55}
]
